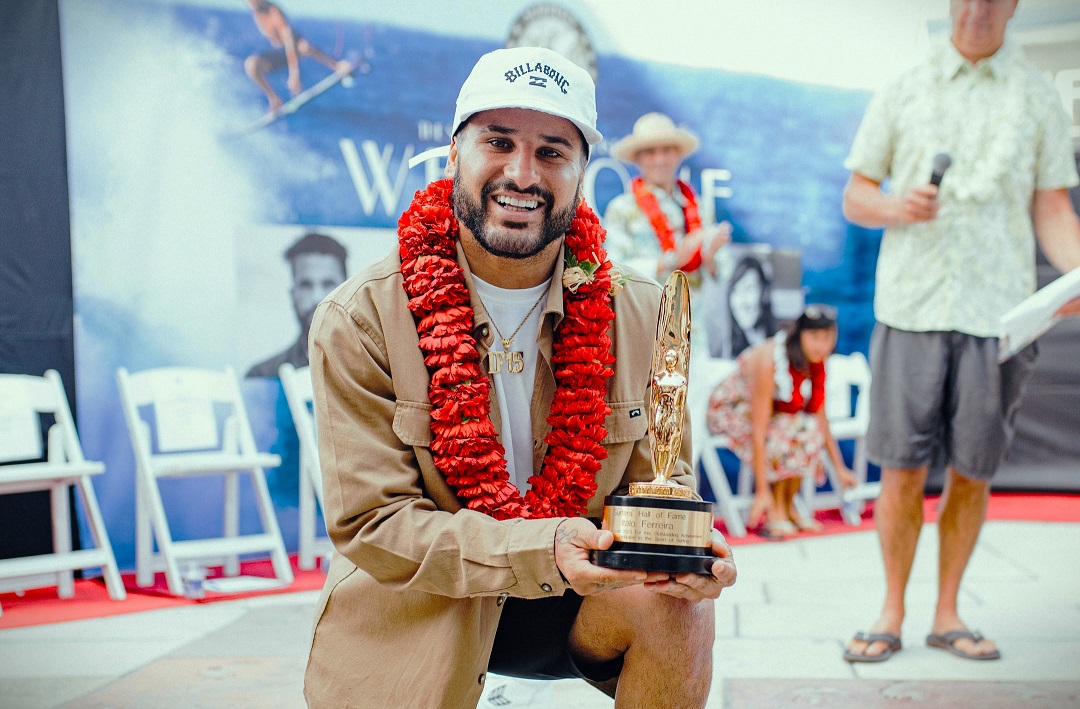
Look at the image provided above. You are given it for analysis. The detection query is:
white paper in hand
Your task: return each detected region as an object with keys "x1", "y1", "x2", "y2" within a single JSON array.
[{"x1": 999, "y1": 268, "x2": 1080, "y2": 363}]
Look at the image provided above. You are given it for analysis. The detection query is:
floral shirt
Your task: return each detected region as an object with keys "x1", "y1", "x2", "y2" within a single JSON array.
[
  {"x1": 845, "y1": 39, "x2": 1079, "y2": 337},
  {"x1": 603, "y1": 182, "x2": 712, "y2": 280}
]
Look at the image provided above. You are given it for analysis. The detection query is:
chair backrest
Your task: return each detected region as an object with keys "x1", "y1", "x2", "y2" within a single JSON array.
[
  {"x1": 279, "y1": 363, "x2": 321, "y2": 489},
  {"x1": 824, "y1": 352, "x2": 871, "y2": 427},
  {"x1": 691, "y1": 357, "x2": 739, "y2": 463},
  {"x1": 116, "y1": 366, "x2": 255, "y2": 457},
  {"x1": 0, "y1": 370, "x2": 85, "y2": 465}
]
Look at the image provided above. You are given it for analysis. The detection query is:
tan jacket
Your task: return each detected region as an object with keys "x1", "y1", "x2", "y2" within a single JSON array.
[{"x1": 304, "y1": 244, "x2": 695, "y2": 709}]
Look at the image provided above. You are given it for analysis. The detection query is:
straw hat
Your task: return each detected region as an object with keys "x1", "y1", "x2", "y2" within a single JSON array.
[{"x1": 610, "y1": 112, "x2": 699, "y2": 163}]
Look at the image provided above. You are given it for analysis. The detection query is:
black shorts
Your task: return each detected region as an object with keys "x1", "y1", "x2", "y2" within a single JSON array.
[{"x1": 487, "y1": 591, "x2": 623, "y2": 682}]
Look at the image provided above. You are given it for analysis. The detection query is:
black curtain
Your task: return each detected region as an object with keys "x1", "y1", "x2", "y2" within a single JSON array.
[{"x1": 0, "y1": 0, "x2": 80, "y2": 558}]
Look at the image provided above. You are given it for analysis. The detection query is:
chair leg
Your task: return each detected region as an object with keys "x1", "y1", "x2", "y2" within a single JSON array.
[
  {"x1": 701, "y1": 447, "x2": 747, "y2": 538},
  {"x1": 49, "y1": 483, "x2": 75, "y2": 598},
  {"x1": 135, "y1": 468, "x2": 153, "y2": 587},
  {"x1": 223, "y1": 472, "x2": 240, "y2": 576},
  {"x1": 144, "y1": 474, "x2": 184, "y2": 596},
  {"x1": 249, "y1": 468, "x2": 294, "y2": 585},
  {"x1": 298, "y1": 461, "x2": 316, "y2": 571},
  {"x1": 77, "y1": 477, "x2": 127, "y2": 601}
]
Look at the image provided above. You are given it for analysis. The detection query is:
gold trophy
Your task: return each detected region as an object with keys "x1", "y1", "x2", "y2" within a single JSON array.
[{"x1": 593, "y1": 271, "x2": 717, "y2": 574}]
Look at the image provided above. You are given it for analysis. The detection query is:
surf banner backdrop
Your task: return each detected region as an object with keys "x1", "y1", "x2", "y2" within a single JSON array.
[{"x1": 60, "y1": 0, "x2": 879, "y2": 566}]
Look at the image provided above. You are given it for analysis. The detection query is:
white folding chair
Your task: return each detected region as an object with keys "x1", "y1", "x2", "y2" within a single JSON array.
[
  {"x1": 0, "y1": 370, "x2": 125, "y2": 613},
  {"x1": 279, "y1": 363, "x2": 332, "y2": 570},
  {"x1": 691, "y1": 358, "x2": 751, "y2": 537},
  {"x1": 116, "y1": 366, "x2": 293, "y2": 596},
  {"x1": 810, "y1": 352, "x2": 878, "y2": 525}
]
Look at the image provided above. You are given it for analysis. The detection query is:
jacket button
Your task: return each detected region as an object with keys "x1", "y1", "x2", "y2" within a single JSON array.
[
  {"x1": 497, "y1": 592, "x2": 508, "y2": 606},
  {"x1": 480, "y1": 326, "x2": 489, "y2": 337},
  {"x1": 478, "y1": 673, "x2": 485, "y2": 685},
  {"x1": 541, "y1": 583, "x2": 552, "y2": 592}
]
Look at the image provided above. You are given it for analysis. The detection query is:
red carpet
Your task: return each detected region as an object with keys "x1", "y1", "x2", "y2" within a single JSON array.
[
  {"x1": 2, "y1": 493, "x2": 1077, "y2": 629},
  {"x1": 720, "y1": 492, "x2": 1080, "y2": 545},
  {"x1": 0, "y1": 555, "x2": 326, "y2": 629}
]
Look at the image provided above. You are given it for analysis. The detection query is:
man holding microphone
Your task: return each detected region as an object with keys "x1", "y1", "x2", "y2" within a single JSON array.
[{"x1": 842, "y1": 0, "x2": 1080, "y2": 664}]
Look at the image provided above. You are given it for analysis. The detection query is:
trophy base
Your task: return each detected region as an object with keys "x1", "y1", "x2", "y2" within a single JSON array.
[
  {"x1": 593, "y1": 495, "x2": 716, "y2": 576},
  {"x1": 593, "y1": 545, "x2": 715, "y2": 575}
]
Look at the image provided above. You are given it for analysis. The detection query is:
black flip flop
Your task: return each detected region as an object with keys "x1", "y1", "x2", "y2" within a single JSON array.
[
  {"x1": 926, "y1": 630, "x2": 1001, "y2": 660},
  {"x1": 843, "y1": 631, "x2": 902, "y2": 663}
]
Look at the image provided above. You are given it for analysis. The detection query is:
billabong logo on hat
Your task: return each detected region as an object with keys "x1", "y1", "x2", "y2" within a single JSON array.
[
  {"x1": 407, "y1": 46, "x2": 601, "y2": 170},
  {"x1": 503, "y1": 62, "x2": 570, "y2": 95}
]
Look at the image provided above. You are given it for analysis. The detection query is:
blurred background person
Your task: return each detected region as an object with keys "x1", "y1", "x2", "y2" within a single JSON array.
[
  {"x1": 604, "y1": 112, "x2": 731, "y2": 285},
  {"x1": 247, "y1": 231, "x2": 348, "y2": 378},
  {"x1": 841, "y1": 0, "x2": 1080, "y2": 665},
  {"x1": 706, "y1": 305, "x2": 856, "y2": 539}
]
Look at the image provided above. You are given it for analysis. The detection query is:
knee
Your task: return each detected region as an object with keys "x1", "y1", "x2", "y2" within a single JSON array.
[
  {"x1": 295, "y1": 37, "x2": 311, "y2": 53},
  {"x1": 881, "y1": 467, "x2": 927, "y2": 497},
  {"x1": 243, "y1": 55, "x2": 264, "y2": 78},
  {"x1": 638, "y1": 593, "x2": 716, "y2": 650},
  {"x1": 946, "y1": 468, "x2": 990, "y2": 498}
]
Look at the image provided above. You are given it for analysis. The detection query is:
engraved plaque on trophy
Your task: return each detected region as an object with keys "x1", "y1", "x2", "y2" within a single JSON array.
[{"x1": 592, "y1": 271, "x2": 717, "y2": 575}]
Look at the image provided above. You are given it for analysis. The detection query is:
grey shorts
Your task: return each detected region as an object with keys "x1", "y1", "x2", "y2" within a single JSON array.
[{"x1": 866, "y1": 324, "x2": 1038, "y2": 481}]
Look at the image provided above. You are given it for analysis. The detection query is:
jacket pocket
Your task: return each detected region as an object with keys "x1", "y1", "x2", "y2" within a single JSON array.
[
  {"x1": 602, "y1": 400, "x2": 649, "y2": 444},
  {"x1": 393, "y1": 400, "x2": 432, "y2": 448}
]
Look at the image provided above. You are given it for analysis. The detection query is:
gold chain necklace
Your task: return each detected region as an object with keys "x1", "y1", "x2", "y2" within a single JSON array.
[{"x1": 482, "y1": 291, "x2": 546, "y2": 375}]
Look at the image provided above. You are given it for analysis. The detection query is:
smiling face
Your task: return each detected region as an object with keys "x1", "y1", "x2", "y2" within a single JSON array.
[
  {"x1": 635, "y1": 144, "x2": 683, "y2": 191},
  {"x1": 950, "y1": 0, "x2": 1018, "y2": 63},
  {"x1": 449, "y1": 108, "x2": 586, "y2": 262}
]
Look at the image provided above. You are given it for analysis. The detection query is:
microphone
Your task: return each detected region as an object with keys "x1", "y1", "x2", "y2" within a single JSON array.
[{"x1": 930, "y1": 152, "x2": 952, "y2": 188}]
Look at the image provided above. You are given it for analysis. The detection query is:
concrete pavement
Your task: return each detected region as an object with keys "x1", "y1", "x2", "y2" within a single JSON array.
[{"x1": 1, "y1": 519, "x2": 1078, "y2": 708}]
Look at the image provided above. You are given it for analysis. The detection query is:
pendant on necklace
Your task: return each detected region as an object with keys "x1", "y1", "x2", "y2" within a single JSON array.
[{"x1": 487, "y1": 340, "x2": 525, "y2": 374}]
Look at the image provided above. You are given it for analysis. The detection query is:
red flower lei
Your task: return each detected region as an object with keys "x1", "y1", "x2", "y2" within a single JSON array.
[
  {"x1": 631, "y1": 176, "x2": 704, "y2": 272},
  {"x1": 398, "y1": 178, "x2": 616, "y2": 520}
]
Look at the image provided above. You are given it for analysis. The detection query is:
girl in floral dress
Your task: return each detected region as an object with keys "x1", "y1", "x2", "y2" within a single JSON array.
[{"x1": 706, "y1": 305, "x2": 857, "y2": 539}]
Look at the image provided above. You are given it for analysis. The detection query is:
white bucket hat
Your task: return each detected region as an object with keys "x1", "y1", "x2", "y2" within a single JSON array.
[
  {"x1": 610, "y1": 112, "x2": 699, "y2": 164},
  {"x1": 409, "y1": 46, "x2": 600, "y2": 168}
]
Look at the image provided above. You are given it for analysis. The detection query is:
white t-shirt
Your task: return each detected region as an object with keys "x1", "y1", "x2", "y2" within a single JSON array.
[{"x1": 471, "y1": 275, "x2": 551, "y2": 493}]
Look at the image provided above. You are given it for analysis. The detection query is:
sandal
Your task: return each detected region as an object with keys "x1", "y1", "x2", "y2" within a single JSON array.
[
  {"x1": 843, "y1": 632, "x2": 902, "y2": 663},
  {"x1": 791, "y1": 516, "x2": 824, "y2": 533},
  {"x1": 926, "y1": 630, "x2": 1001, "y2": 660},
  {"x1": 760, "y1": 519, "x2": 796, "y2": 540}
]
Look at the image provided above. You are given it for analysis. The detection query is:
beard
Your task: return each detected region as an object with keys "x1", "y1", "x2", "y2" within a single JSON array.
[{"x1": 452, "y1": 176, "x2": 578, "y2": 259}]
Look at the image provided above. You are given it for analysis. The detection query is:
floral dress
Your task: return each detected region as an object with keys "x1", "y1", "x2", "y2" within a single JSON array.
[{"x1": 705, "y1": 333, "x2": 827, "y2": 483}]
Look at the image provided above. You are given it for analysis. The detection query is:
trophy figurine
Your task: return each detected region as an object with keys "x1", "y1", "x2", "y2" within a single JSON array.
[{"x1": 593, "y1": 271, "x2": 717, "y2": 574}]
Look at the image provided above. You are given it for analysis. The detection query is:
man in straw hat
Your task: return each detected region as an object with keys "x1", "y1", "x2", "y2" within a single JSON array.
[
  {"x1": 304, "y1": 47, "x2": 737, "y2": 709},
  {"x1": 604, "y1": 112, "x2": 731, "y2": 284}
]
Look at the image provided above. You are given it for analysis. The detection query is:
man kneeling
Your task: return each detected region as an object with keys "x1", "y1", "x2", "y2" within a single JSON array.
[{"x1": 304, "y1": 47, "x2": 737, "y2": 709}]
